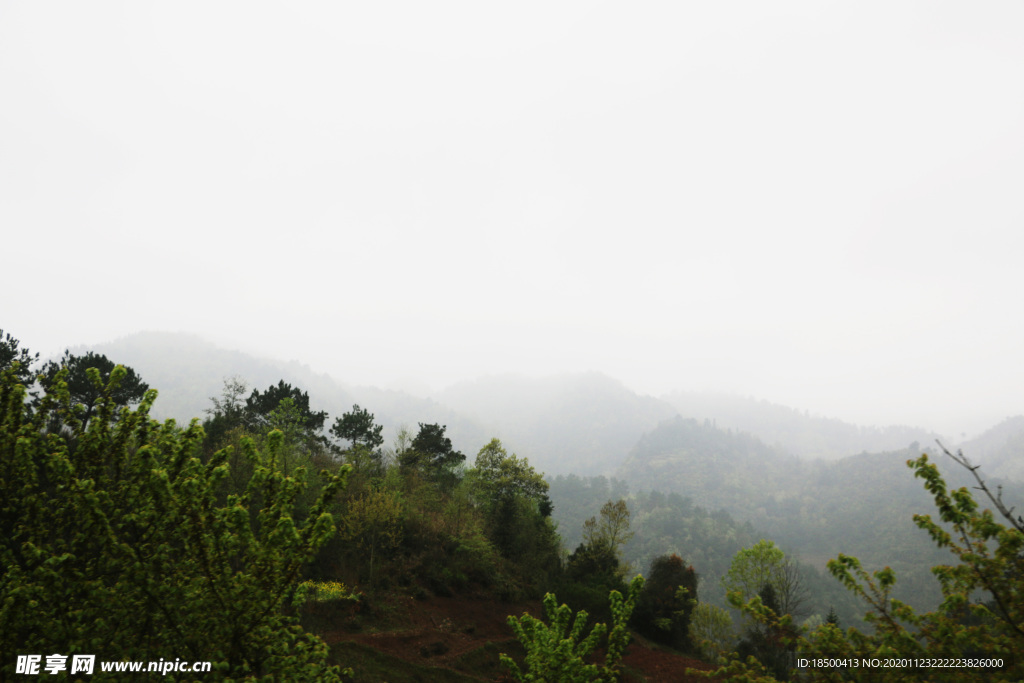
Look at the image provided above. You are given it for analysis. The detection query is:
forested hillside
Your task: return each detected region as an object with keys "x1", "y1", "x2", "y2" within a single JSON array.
[
  {"x1": 616, "y1": 415, "x2": 1024, "y2": 623},
  {"x1": 548, "y1": 474, "x2": 866, "y2": 629}
]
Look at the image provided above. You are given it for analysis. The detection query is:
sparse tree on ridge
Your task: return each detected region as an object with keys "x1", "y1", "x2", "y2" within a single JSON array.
[
  {"x1": 330, "y1": 404, "x2": 384, "y2": 452},
  {"x1": 400, "y1": 422, "x2": 465, "y2": 489},
  {"x1": 206, "y1": 375, "x2": 249, "y2": 423},
  {"x1": 245, "y1": 379, "x2": 328, "y2": 433},
  {"x1": 0, "y1": 330, "x2": 38, "y2": 386},
  {"x1": 202, "y1": 375, "x2": 249, "y2": 451},
  {"x1": 330, "y1": 404, "x2": 385, "y2": 476},
  {"x1": 39, "y1": 350, "x2": 149, "y2": 425}
]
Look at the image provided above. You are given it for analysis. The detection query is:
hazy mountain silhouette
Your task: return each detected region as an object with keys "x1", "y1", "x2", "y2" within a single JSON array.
[
  {"x1": 83, "y1": 332, "x2": 489, "y2": 456},
  {"x1": 71, "y1": 331, "x2": 1018, "y2": 483},
  {"x1": 436, "y1": 372, "x2": 678, "y2": 475},
  {"x1": 662, "y1": 390, "x2": 941, "y2": 460},
  {"x1": 956, "y1": 415, "x2": 1024, "y2": 482}
]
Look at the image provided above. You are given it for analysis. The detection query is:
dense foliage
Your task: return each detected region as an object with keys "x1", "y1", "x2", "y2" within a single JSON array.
[{"x1": 0, "y1": 363, "x2": 347, "y2": 680}]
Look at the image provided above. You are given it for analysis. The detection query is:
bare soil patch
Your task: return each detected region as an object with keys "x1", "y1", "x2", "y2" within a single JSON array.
[{"x1": 310, "y1": 593, "x2": 719, "y2": 681}]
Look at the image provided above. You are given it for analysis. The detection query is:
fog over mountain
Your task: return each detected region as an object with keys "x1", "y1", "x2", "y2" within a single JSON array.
[
  {"x1": 82, "y1": 332, "x2": 492, "y2": 461},
  {"x1": 61, "y1": 331, "x2": 1021, "y2": 482},
  {"x1": 81, "y1": 332, "x2": 681, "y2": 475},
  {"x1": 436, "y1": 373, "x2": 677, "y2": 474}
]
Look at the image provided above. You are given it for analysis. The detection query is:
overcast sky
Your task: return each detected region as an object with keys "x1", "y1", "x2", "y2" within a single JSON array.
[{"x1": 3, "y1": 2, "x2": 1022, "y2": 436}]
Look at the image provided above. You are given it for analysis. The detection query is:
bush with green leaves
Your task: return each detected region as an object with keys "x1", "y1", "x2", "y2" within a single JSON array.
[
  {"x1": 501, "y1": 575, "x2": 644, "y2": 682},
  {"x1": 0, "y1": 363, "x2": 349, "y2": 681}
]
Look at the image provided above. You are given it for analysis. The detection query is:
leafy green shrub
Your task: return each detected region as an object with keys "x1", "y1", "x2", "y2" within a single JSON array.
[
  {"x1": 501, "y1": 575, "x2": 643, "y2": 682},
  {"x1": 295, "y1": 580, "x2": 360, "y2": 605},
  {"x1": 0, "y1": 364, "x2": 348, "y2": 681}
]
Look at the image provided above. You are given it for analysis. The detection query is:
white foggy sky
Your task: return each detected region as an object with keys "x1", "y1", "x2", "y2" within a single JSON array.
[{"x1": 2, "y1": 2, "x2": 1023, "y2": 436}]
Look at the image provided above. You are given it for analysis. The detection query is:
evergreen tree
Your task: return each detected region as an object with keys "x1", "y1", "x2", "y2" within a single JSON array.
[
  {"x1": 245, "y1": 379, "x2": 327, "y2": 433},
  {"x1": 330, "y1": 404, "x2": 384, "y2": 451},
  {"x1": 0, "y1": 329, "x2": 38, "y2": 386},
  {"x1": 401, "y1": 422, "x2": 465, "y2": 488},
  {"x1": 39, "y1": 350, "x2": 149, "y2": 425},
  {"x1": 330, "y1": 404, "x2": 385, "y2": 477}
]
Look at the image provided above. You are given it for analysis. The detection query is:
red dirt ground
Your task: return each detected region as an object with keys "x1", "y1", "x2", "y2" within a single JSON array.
[{"x1": 316, "y1": 593, "x2": 719, "y2": 682}]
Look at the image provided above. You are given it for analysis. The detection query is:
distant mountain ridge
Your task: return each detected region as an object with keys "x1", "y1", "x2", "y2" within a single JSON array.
[
  {"x1": 68, "y1": 331, "x2": 1021, "y2": 482},
  {"x1": 661, "y1": 390, "x2": 941, "y2": 461},
  {"x1": 83, "y1": 332, "x2": 675, "y2": 476},
  {"x1": 957, "y1": 415, "x2": 1024, "y2": 482},
  {"x1": 83, "y1": 332, "x2": 490, "y2": 458}
]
